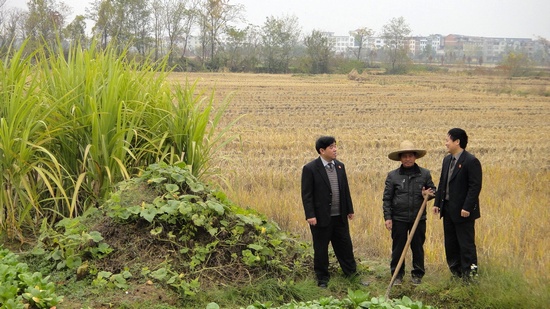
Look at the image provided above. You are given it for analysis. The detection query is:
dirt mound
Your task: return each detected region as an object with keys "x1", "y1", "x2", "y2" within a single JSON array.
[{"x1": 86, "y1": 163, "x2": 312, "y2": 290}]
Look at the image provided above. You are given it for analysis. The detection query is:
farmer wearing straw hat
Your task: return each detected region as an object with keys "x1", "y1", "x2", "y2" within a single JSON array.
[{"x1": 383, "y1": 140, "x2": 436, "y2": 286}]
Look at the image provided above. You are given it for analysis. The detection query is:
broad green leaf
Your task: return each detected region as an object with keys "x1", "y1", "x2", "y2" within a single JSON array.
[
  {"x1": 160, "y1": 200, "x2": 180, "y2": 214},
  {"x1": 141, "y1": 208, "x2": 160, "y2": 222},
  {"x1": 178, "y1": 203, "x2": 193, "y2": 215},
  {"x1": 171, "y1": 173, "x2": 186, "y2": 183},
  {"x1": 236, "y1": 214, "x2": 262, "y2": 226},
  {"x1": 206, "y1": 200, "x2": 225, "y2": 215},
  {"x1": 148, "y1": 177, "x2": 166, "y2": 184},
  {"x1": 188, "y1": 182, "x2": 204, "y2": 192},
  {"x1": 192, "y1": 214, "x2": 205, "y2": 226},
  {"x1": 98, "y1": 271, "x2": 112, "y2": 279},
  {"x1": 150, "y1": 268, "x2": 168, "y2": 280},
  {"x1": 207, "y1": 227, "x2": 218, "y2": 236},
  {"x1": 88, "y1": 231, "x2": 104, "y2": 242},
  {"x1": 165, "y1": 183, "x2": 179, "y2": 193},
  {"x1": 127, "y1": 206, "x2": 141, "y2": 214}
]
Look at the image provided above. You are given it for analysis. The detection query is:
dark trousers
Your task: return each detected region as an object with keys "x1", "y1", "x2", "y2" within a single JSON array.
[
  {"x1": 443, "y1": 216, "x2": 478, "y2": 277},
  {"x1": 310, "y1": 215, "x2": 357, "y2": 283},
  {"x1": 390, "y1": 220, "x2": 426, "y2": 279}
]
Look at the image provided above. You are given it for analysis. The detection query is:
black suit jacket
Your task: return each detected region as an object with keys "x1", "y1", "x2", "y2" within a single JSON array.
[
  {"x1": 434, "y1": 150, "x2": 482, "y2": 223},
  {"x1": 301, "y1": 157, "x2": 354, "y2": 227}
]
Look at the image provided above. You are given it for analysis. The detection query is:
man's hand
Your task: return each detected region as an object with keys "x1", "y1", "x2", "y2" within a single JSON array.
[
  {"x1": 461, "y1": 209, "x2": 470, "y2": 217},
  {"x1": 422, "y1": 187, "x2": 435, "y2": 198},
  {"x1": 385, "y1": 219, "x2": 392, "y2": 231},
  {"x1": 433, "y1": 206, "x2": 440, "y2": 214},
  {"x1": 307, "y1": 217, "x2": 317, "y2": 226}
]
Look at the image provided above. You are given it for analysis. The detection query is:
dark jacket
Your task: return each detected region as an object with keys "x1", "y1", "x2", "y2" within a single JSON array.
[
  {"x1": 434, "y1": 150, "x2": 482, "y2": 223},
  {"x1": 383, "y1": 164, "x2": 436, "y2": 222},
  {"x1": 301, "y1": 157, "x2": 354, "y2": 227}
]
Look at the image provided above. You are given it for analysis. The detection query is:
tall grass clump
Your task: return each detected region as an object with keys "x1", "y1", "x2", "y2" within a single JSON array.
[
  {"x1": 0, "y1": 42, "x2": 68, "y2": 240},
  {"x1": 0, "y1": 40, "x2": 237, "y2": 240}
]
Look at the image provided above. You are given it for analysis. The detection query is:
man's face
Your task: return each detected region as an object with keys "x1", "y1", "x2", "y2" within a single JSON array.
[
  {"x1": 400, "y1": 152, "x2": 416, "y2": 168},
  {"x1": 445, "y1": 134, "x2": 460, "y2": 154},
  {"x1": 320, "y1": 143, "x2": 337, "y2": 161}
]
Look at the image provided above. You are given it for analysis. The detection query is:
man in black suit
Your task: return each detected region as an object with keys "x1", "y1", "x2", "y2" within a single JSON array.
[
  {"x1": 433, "y1": 128, "x2": 482, "y2": 280},
  {"x1": 301, "y1": 136, "x2": 357, "y2": 288}
]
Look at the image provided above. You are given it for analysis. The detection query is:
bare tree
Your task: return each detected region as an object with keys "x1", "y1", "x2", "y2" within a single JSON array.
[
  {"x1": 349, "y1": 27, "x2": 373, "y2": 61},
  {"x1": 179, "y1": 0, "x2": 199, "y2": 60},
  {"x1": 0, "y1": 0, "x2": 7, "y2": 23},
  {"x1": 126, "y1": 0, "x2": 152, "y2": 55},
  {"x1": 198, "y1": 0, "x2": 243, "y2": 69},
  {"x1": 88, "y1": 0, "x2": 114, "y2": 48},
  {"x1": 25, "y1": 0, "x2": 71, "y2": 50},
  {"x1": 261, "y1": 14, "x2": 301, "y2": 73},
  {"x1": 162, "y1": 0, "x2": 198, "y2": 64},
  {"x1": 125, "y1": 0, "x2": 152, "y2": 55},
  {"x1": 0, "y1": 0, "x2": 8, "y2": 36},
  {"x1": 221, "y1": 26, "x2": 246, "y2": 71},
  {"x1": 64, "y1": 15, "x2": 87, "y2": 46},
  {"x1": 0, "y1": 7, "x2": 24, "y2": 52},
  {"x1": 150, "y1": 0, "x2": 164, "y2": 60},
  {"x1": 381, "y1": 16, "x2": 411, "y2": 73},
  {"x1": 88, "y1": 0, "x2": 152, "y2": 54},
  {"x1": 304, "y1": 29, "x2": 333, "y2": 74},
  {"x1": 237, "y1": 24, "x2": 262, "y2": 72}
]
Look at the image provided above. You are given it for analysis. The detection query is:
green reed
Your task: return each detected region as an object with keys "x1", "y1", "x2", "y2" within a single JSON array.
[{"x1": 0, "y1": 40, "x2": 237, "y2": 240}]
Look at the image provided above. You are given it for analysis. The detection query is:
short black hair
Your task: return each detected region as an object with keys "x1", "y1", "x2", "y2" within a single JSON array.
[
  {"x1": 315, "y1": 136, "x2": 336, "y2": 154},
  {"x1": 448, "y1": 128, "x2": 468, "y2": 149}
]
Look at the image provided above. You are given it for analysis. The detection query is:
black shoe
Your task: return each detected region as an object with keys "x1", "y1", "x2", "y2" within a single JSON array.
[{"x1": 318, "y1": 282, "x2": 328, "y2": 288}]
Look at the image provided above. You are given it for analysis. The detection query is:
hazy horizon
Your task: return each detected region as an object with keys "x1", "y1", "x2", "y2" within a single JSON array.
[{"x1": 5, "y1": 0, "x2": 549, "y2": 39}]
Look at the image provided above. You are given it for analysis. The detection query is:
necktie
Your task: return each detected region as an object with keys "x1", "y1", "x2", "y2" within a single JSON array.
[
  {"x1": 445, "y1": 157, "x2": 456, "y2": 200},
  {"x1": 327, "y1": 163, "x2": 334, "y2": 171}
]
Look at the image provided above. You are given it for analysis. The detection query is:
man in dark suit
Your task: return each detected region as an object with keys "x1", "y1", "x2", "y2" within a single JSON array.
[
  {"x1": 301, "y1": 136, "x2": 357, "y2": 288},
  {"x1": 433, "y1": 128, "x2": 482, "y2": 280}
]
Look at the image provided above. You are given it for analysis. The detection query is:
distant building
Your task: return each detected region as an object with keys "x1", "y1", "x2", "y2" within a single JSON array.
[
  {"x1": 317, "y1": 31, "x2": 539, "y2": 64},
  {"x1": 321, "y1": 32, "x2": 355, "y2": 54},
  {"x1": 443, "y1": 34, "x2": 535, "y2": 63}
]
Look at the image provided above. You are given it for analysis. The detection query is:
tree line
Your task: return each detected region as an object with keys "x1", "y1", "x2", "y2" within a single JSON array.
[
  {"x1": 0, "y1": 0, "x2": 421, "y2": 73},
  {"x1": 1, "y1": 0, "x2": 547, "y2": 74}
]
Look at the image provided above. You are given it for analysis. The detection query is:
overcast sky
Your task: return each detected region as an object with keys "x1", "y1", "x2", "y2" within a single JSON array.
[{"x1": 6, "y1": 0, "x2": 549, "y2": 39}]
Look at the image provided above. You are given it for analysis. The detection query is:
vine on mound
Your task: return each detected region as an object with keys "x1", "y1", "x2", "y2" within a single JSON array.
[{"x1": 100, "y1": 162, "x2": 313, "y2": 296}]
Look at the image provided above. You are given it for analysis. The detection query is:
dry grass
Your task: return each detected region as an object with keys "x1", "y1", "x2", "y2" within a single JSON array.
[{"x1": 168, "y1": 72, "x2": 550, "y2": 285}]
